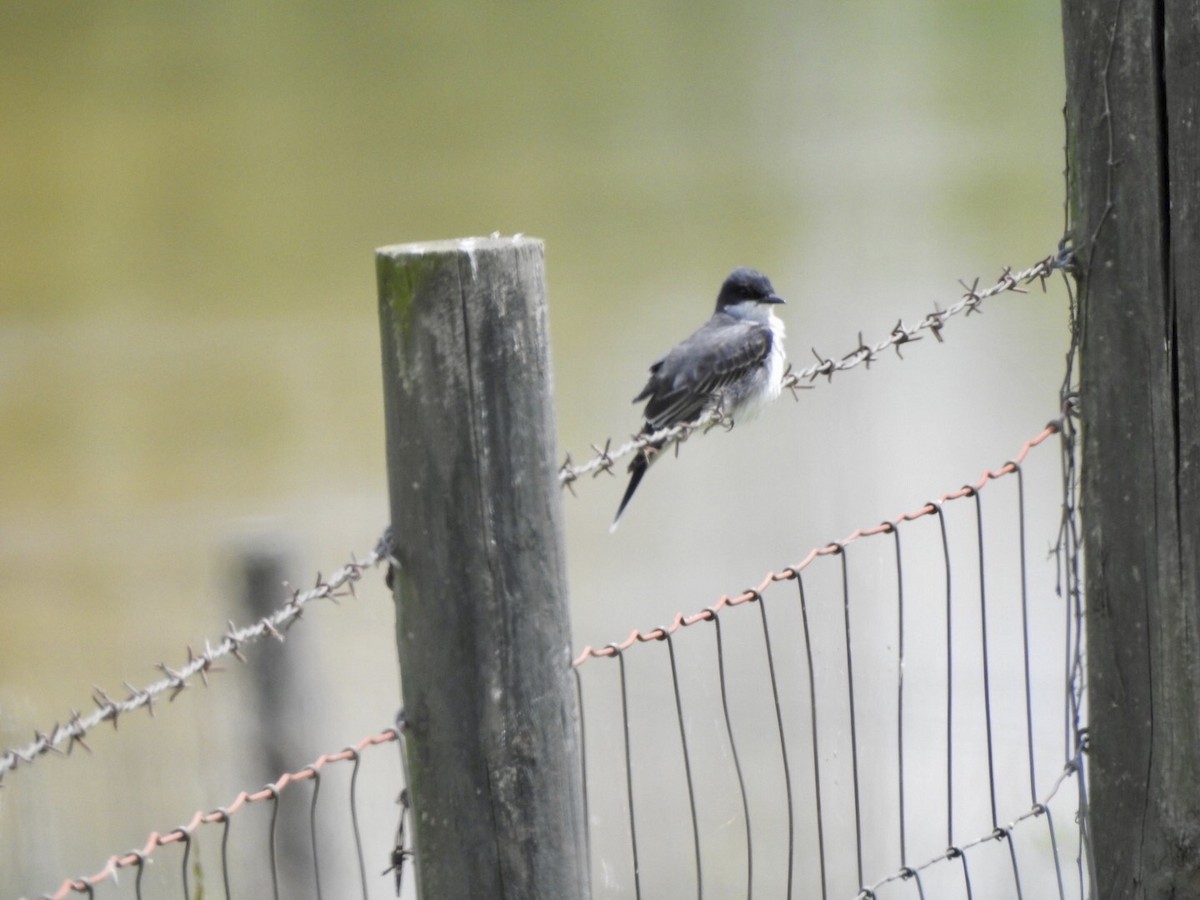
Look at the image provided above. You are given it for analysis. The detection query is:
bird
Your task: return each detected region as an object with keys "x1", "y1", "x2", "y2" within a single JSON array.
[{"x1": 610, "y1": 267, "x2": 787, "y2": 530}]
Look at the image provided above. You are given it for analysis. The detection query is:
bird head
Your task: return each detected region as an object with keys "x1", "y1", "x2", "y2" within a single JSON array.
[{"x1": 715, "y1": 267, "x2": 785, "y2": 313}]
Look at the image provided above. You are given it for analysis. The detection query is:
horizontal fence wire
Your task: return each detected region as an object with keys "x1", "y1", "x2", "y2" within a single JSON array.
[
  {"x1": 558, "y1": 247, "x2": 1070, "y2": 490},
  {"x1": 0, "y1": 534, "x2": 394, "y2": 787},
  {"x1": 574, "y1": 420, "x2": 1083, "y2": 899},
  {"x1": 11, "y1": 254, "x2": 1084, "y2": 899},
  {"x1": 574, "y1": 423, "x2": 1058, "y2": 665},
  {"x1": 34, "y1": 729, "x2": 403, "y2": 900}
]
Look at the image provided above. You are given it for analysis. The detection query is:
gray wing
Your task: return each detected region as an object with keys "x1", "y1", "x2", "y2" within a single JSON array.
[{"x1": 633, "y1": 313, "x2": 774, "y2": 430}]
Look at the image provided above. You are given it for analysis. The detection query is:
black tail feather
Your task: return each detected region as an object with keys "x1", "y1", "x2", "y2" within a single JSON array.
[{"x1": 611, "y1": 453, "x2": 649, "y2": 531}]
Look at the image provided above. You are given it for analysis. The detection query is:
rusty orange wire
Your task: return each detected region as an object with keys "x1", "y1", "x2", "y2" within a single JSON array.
[
  {"x1": 42, "y1": 729, "x2": 400, "y2": 899},
  {"x1": 572, "y1": 420, "x2": 1061, "y2": 667}
]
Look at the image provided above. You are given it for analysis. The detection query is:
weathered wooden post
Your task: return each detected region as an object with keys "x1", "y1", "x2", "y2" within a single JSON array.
[
  {"x1": 1063, "y1": 0, "x2": 1200, "y2": 895},
  {"x1": 375, "y1": 236, "x2": 588, "y2": 898}
]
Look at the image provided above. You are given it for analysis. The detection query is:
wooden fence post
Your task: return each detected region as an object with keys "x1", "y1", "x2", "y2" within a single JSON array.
[
  {"x1": 1063, "y1": 1, "x2": 1200, "y2": 895},
  {"x1": 375, "y1": 236, "x2": 588, "y2": 899}
]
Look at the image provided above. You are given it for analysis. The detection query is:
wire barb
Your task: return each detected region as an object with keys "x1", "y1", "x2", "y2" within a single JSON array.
[
  {"x1": 0, "y1": 535, "x2": 392, "y2": 785},
  {"x1": 573, "y1": 421, "x2": 1060, "y2": 666},
  {"x1": 559, "y1": 250, "x2": 1063, "y2": 488}
]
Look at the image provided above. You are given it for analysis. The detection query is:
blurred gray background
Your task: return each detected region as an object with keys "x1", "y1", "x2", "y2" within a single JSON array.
[{"x1": 0, "y1": 2, "x2": 1070, "y2": 897}]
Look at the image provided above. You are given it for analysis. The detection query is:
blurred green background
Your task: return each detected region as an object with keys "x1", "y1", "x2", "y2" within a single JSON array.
[{"x1": 1, "y1": 1, "x2": 1069, "y2": 897}]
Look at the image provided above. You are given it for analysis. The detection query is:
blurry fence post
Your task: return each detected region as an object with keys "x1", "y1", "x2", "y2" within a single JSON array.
[
  {"x1": 375, "y1": 236, "x2": 588, "y2": 899},
  {"x1": 231, "y1": 538, "x2": 312, "y2": 898},
  {"x1": 1064, "y1": 0, "x2": 1200, "y2": 895}
]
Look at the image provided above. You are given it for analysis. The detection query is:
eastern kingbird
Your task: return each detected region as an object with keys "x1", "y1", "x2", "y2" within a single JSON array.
[{"x1": 611, "y1": 267, "x2": 787, "y2": 530}]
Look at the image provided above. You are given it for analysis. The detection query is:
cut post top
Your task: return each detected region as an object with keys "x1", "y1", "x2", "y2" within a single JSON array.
[{"x1": 375, "y1": 234, "x2": 542, "y2": 259}]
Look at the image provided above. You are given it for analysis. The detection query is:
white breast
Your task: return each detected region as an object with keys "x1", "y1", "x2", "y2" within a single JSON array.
[
  {"x1": 722, "y1": 310, "x2": 786, "y2": 422},
  {"x1": 763, "y1": 310, "x2": 786, "y2": 400}
]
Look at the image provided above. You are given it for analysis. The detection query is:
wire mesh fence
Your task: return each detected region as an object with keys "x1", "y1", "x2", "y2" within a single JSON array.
[
  {"x1": 4, "y1": 251, "x2": 1086, "y2": 900},
  {"x1": 14, "y1": 417, "x2": 1085, "y2": 900},
  {"x1": 30, "y1": 729, "x2": 408, "y2": 900},
  {"x1": 573, "y1": 421, "x2": 1086, "y2": 899},
  {"x1": 0, "y1": 537, "x2": 391, "y2": 788}
]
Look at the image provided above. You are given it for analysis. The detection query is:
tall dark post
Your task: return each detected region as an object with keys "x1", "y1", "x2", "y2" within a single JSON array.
[
  {"x1": 1063, "y1": 1, "x2": 1200, "y2": 896},
  {"x1": 232, "y1": 539, "x2": 312, "y2": 899},
  {"x1": 375, "y1": 236, "x2": 588, "y2": 899}
]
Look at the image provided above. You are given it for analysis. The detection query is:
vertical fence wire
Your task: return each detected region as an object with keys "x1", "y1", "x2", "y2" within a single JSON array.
[
  {"x1": 266, "y1": 786, "x2": 281, "y2": 900},
  {"x1": 1005, "y1": 832, "x2": 1026, "y2": 900},
  {"x1": 970, "y1": 488, "x2": 1000, "y2": 831},
  {"x1": 347, "y1": 749, "x2": 368, "y2": 900},
  {"x1": 306, "y1": 766, "x2": 324, "y2": 900},
  {"x1": 755, "y1": 592, "x2": 795, "y2": 899},
  {"x1": 889, "y1": 523, "x2": 908, "y2": 872},
  {"x1": 892, "y1": 520, "x2": 931, "y2": 900},
  {"x1": 836, "y1": 547, "x2": 865, "y2": 893},
  {"x1": 613, "y1": 644, "x2": 643, "y2": 900},
  {"x1": 955, "y1": 848, "x2": 975, "y2": 900},
  {"x1": 1011, "y1": 463, "x2": 1039, "y2": 808},
  {"x1": 1042, "y1": 804, "x2": 1068, "y2": 900},
  {"x1": 709, "y1": 612, "x2": 753, "y2": 900},
  {"x1": 794, "y1": 570, "x2": 829, "y2": 900},
  {"x1": 933, "y1": 503, "x2": 954, "y2": 850},
  {"x1": 134, "y1": 852, "x2": 146, "y2": 899},
  {"x1": 218, "y1": 808, "x2": 233, "y2": 899},
  {"x1": 177, "y1": 829, "x2": 192, "y2": 900},
  {"x1": 661, "y1": 630, "x2": 704, "y2": 899},
  {"x1": 906, "y1": 865, "x2": 928, "y2": 900}
]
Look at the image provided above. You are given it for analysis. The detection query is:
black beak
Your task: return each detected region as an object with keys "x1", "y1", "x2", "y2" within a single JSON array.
[{"x1": 766, "y1": 293, "x2": 786, "y2": 305}]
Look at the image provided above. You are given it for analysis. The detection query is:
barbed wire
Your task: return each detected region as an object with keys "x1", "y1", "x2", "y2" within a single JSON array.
[
  {"x1": 558, "y1": 246, "x2": 1071, "y2": 490},
  {"x1": 34, "y1": 727, "x2": 401, "y2": 900},
  {"x1": 0, "y1": 531, "x2": 395, "y2": 786},
  {"x1": 572, "y1": 420, "x2": 1060, "y2": 666}
]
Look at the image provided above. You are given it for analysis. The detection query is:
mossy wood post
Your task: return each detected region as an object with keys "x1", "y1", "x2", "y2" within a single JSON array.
[
  {"x1": 1063, "y1": 0, "x2": 1200, "y2": 895},
  {"x1": 375, "y1": 237, "x2": 588, "y2": 899}
]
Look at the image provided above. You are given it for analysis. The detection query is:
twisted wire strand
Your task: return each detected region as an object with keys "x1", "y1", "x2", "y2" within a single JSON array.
[
  {"x1": 856, "y1": 758, "x2": 1082, "y2": 899},
  {"x1": 559, "y1": 250, "x2": 1067, "y2": 489},
  {"x1": 573, "y1": 421, "x2": 1060, "y2": 666},
  {"x1": 1, "y1": 535, "x2": 392, "y2": 785},
  {"x1": 37, "y1": 729, "x2": 400, "y2": 899}
]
